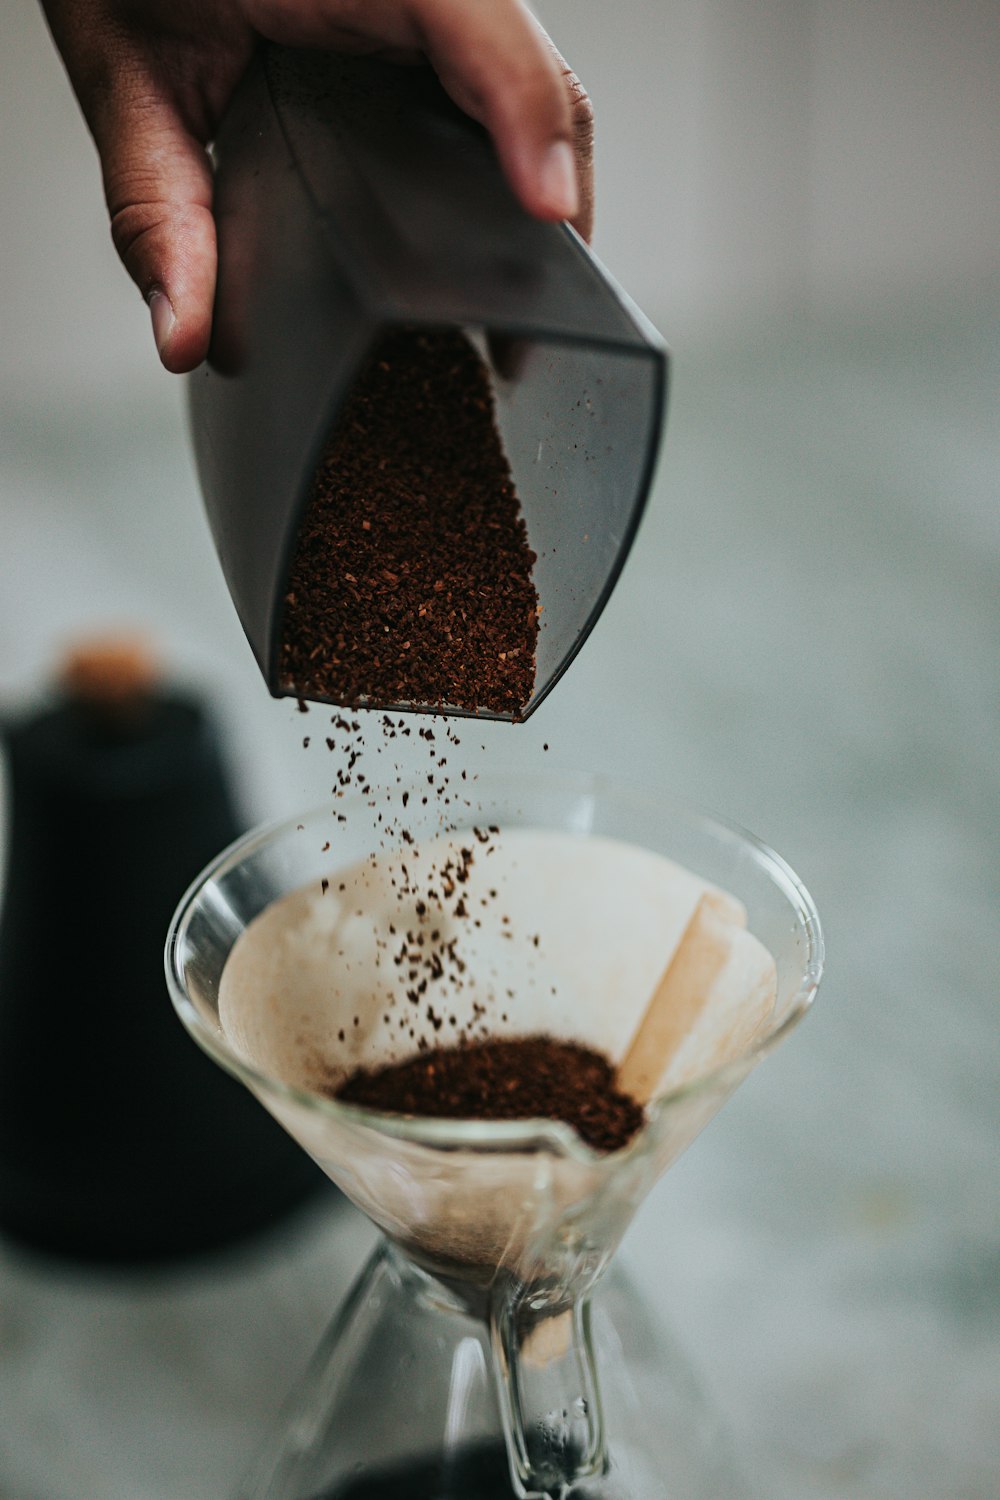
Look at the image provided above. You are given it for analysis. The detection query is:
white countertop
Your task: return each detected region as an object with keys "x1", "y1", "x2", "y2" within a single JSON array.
[{"x1": 1, "y1": 285, "x2": 997, "y2": 1499}]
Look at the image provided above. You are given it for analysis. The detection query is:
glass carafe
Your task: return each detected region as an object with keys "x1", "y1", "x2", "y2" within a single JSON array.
[{"x1": 165, "y1": 773, "x2": 823, "y2": 1498}]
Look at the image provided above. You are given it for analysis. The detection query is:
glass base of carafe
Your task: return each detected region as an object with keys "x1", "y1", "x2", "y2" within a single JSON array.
[{"x1": 239, "y1": 1241, "x2": 754, "y2": 1500}]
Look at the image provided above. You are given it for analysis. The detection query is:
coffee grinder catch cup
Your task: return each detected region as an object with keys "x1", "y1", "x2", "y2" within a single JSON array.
[{"x1": 189, "y1": 47, "x2": 667, "y2": 721}]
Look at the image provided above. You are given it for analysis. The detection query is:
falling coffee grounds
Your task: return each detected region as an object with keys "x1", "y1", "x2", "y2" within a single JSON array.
[
  {"x1": 334, "y1": 1037, "x2": 645, "y2": 1154},
  {"x1": 279, "y1": 329, "x2": 539, "y2": 717}
]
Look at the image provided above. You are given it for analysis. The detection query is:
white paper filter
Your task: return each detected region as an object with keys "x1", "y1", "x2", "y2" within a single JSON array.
[{"x1": 217, "y1": 829, "x2": 776, "y2": 1277}]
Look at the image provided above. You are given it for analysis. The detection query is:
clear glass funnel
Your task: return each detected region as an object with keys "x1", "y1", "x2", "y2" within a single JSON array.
[{"x1": 166, "y1": 775, "x2": 822, "y2": 1498}]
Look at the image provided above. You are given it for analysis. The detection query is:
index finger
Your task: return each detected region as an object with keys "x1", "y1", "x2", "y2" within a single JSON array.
[{"x1": 409, "y1": 0, "x2": 594, "y2": 240}]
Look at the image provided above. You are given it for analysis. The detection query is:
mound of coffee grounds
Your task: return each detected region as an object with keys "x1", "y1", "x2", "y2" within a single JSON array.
[
  {"x1": 334, "y1": 1036, "x2": 644, "y2": 1154},
  {"x1": 279, "y1": 329, "x2": 539, "y2": 717}
]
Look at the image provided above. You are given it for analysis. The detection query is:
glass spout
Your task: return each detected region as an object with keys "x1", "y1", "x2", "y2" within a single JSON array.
[{"x1": 491, "y1": 1282, "x2": 605, "y2": 1498}]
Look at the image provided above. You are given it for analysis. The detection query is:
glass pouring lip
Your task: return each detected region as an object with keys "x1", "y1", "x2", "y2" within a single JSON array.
[{"x1": 164, "y1": 772, "x2": 824, "y2": 1167}]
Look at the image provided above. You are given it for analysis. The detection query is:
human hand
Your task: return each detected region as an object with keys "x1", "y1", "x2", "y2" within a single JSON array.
[{"x1": 40, "y1": 0, "x2": 594, "y2": 374}]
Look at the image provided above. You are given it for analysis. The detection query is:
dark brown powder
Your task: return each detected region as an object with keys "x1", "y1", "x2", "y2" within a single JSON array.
[
  {"x1": 278, "y1": 328, "x2": 539, "y2": 717},
  {"x1": 333, "y1": 1036, "x2": 645, "y2": 1154}
]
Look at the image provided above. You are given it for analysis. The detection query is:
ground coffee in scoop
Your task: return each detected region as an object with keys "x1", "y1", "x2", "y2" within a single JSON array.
[
  {"x1": 334, "y1": 1036, "x2": 644, "y2": 1154},
  {"x1": 279, "y1": 328, "x2": 539, "y2": 717}
]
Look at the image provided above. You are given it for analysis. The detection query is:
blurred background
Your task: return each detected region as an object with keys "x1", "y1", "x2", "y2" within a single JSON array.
[{"x1": 1, "y1": 1, "x2": 997, "y2": 1497}]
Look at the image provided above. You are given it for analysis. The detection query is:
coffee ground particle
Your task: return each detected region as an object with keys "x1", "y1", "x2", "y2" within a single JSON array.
[
  {"x1": 333, "y1": 1036, "x2": 644, "y2": 1154},
  {"x1": 279, "y1": 328, "x2": 539, "y2": 717}
]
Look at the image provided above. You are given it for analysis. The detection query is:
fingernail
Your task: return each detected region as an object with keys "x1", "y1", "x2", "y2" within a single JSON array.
[
  {"x1": 148, "y1": 289, "x2": 176, "y2": 357},
  {"x1": 538, "y1": 139, "x2": 579, "y2": 221}
]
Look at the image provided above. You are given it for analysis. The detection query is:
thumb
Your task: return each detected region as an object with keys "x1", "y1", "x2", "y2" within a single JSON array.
[{"x1": 94, "y1": 87, "x2": 217, "y2": 373}]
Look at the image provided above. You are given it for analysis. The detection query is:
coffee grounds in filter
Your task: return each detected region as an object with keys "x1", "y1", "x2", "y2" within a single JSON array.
[
  {"x1": 333, "y1": 1036, "x2": 645, "y2": 1154},
  {"x1": 279, "y1": 328, "x2": 539, "y2": 717}
]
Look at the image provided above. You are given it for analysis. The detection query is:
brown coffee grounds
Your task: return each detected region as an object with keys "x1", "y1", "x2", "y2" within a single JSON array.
[
  {"x1": 279, "y1": 328, "x2": 539, "y2": 717},
  {"x1": 334, "y1": 1036, "x2": 644, "y2": 1154}
]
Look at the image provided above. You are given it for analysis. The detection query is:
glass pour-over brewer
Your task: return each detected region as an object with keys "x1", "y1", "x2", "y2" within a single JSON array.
[
  {"x1": 166, "y1": 774, "x2": 824, "y2": 1498},
  {"x1": 188, "y1": 46, "x2": 666, "y2": 720}
]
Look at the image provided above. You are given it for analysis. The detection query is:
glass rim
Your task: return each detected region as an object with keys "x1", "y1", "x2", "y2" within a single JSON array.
[{"x1": 164, "y1": 771, "x2": 824, "y2": 1166}]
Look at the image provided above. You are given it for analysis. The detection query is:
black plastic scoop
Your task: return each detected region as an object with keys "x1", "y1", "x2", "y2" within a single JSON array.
[{"x1": 188, "y1": 46, "x2": 667, "y2": 720}]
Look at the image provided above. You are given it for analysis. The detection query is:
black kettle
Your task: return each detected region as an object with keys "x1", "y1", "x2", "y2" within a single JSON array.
[{"x1": 0, "y1": 641, "x2": 329, "y2": 1261}]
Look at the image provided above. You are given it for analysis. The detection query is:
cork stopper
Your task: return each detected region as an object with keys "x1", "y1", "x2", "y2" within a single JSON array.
[{"x1": 57, "y1": 632, "x2": 160, "y2": 729}]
